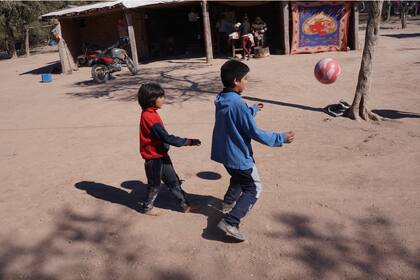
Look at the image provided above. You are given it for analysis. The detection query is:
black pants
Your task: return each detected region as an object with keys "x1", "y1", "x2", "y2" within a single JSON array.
[
  {"x1": 143, "y1": 156, "x2": 188, "y2": 209},
  {"x1": 223, "y1": 165, "x2": 262, "y2": 226}
]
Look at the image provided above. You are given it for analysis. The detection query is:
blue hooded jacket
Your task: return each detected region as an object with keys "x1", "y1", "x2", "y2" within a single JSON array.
[{"x1": 211, "y1": 91, "x2": 287, "y2": 170}]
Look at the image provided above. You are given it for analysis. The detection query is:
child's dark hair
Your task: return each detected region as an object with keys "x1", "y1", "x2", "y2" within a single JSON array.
[
  {"x1": 137, "y1": 83, "x2": 165, "y2": 110},
  {"x1": 220, "y1": 60, "x2": 250, "y2": 89}
]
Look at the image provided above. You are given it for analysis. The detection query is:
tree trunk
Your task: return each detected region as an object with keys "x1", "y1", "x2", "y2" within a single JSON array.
[
  {"x1": 201, "y1": 0, "x2": 213, "y2": 64},
  {"x1": 5, "y1": 22, "x2": 17, "y2": 59},
  {"x1": 401, "y1": 4, "x2": 407, "y2": 29},
  {"x1": 8, "y1": 41, "x2": 17, "y2": 59},
  {"x1": 25, "y1": 27, "x2": 30, "y2": 57},
  {"x1": 345, "y1": 1, "x2": 384, "y2": 121},
  {"x1": 383, "y1": 0, "x2": 391, "y2": 21}
]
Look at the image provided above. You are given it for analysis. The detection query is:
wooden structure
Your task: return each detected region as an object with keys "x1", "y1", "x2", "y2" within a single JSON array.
[
  {"x1": 41, "y1": 1, "x2": 360, "y2": 74},
  {"x1": 202, "y1": 0, "x2": 213, "y2": 63},
  {"x1": 280, "y1": 1, "x2": 290, "y2": 54},
  {"x1": 124, "y1": 11, "x2": 139, "y2": 68}
]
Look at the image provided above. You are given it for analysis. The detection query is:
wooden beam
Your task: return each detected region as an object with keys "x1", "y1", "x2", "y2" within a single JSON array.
[
  {"x1": 125, "y1": 11, "x2": 139, "y2": 67},
  {"x1": 281, "y1": 1, "x2": 290, "y2": 54},
  {"x1": 64, "y1": 39, "x2": 79, "y2": 71},
  {"x1": 57, "y1": 22, "x2": 72, "y2": 74},
  {"x1": 351, "y1": 2, "x2": 360, "y2": 50},
  {"x1": 25, "y1": 27, "x2": 30, "y2": 57},
  {"x1": 201, "y1": 0, "x2": 213, "y2": 63}
]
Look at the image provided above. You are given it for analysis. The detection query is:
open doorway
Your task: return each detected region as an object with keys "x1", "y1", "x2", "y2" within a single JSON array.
[
  {"x1": 209, "y1": 1, "x2": 283, "y2": 57},
  {"x1": 144, "y1": 3, "x2": 205, "y2": 59}
]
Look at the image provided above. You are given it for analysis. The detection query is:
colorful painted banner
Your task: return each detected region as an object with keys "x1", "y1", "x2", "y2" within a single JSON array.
[{"x1": 291, "y1": 1, "x2": 352, "y2": 54}]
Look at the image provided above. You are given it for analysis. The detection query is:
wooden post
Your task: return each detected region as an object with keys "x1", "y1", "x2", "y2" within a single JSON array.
[
  {"x1": 351, "y1": 2, "x2": 360, "y2": 50},
  {"x1": 280, "y1": 1, "x2": 290, "y2": 54},
  {"x1": 25, "y1": 27, "x2": 30, "y2": 57},
  {"x1": 125, "y1": 11, "x2": 139, "y2": 67},
  {"x1": 201, "y1": 0, "x2": 213, "y2": 63},
  {"x1": 384, "y1": 0, "x2": 391, "y2": 21},
  {"x1": 64, "y1": 39, "x2": 78, "y2": 71},
  {"x1": 401, "y1": 3, "x2": 407, "y2": 29},
  {"x1": 57, "y1": 22, "x2": 72, "y2": 74}
]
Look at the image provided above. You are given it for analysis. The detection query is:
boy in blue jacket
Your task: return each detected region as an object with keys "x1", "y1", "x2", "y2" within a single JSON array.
[{"x1": 211, "y1": 60, "x2": 295, "y2": 241}]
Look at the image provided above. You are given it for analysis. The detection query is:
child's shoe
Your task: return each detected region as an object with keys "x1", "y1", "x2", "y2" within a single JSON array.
[
  {"x1": 217, "y1": 219, "x2": 246, "y2": 241},
  {"x1": 180, "y1": 201, "x2": 191, "y2": 213},
  {"x1": 221, "y1": 201, "x2": 236, "y2": 214},
  {"x1": 138, "y1": 203, "x2": 161, "y2": 216}
]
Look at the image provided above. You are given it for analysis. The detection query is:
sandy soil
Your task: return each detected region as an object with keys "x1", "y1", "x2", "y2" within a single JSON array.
[{"x1": 1, "y1": 19, "x2": 419, "y2": 280}]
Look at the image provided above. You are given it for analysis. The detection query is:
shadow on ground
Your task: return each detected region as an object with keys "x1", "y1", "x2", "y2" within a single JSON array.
[
  {"x1": 243, "y1": 95, "x2": 324, "y2": 113},
  {"x1": 268, "y1": 211, "x2": 420, "y2": 279},
  {"x1": 74, "y1": 180, "x2": 238, "y2": 243},
  {"x1": 382, "y1": 32, "x2": 420, "y2": 39},
  {"x1": 20, "y1": 61, "x2": 61, "y2": 75},
  {"x1": 0, "y1": 207, "x2": 194, "y2": 279},
  {"x1": 196, "y1": 171, "x2": 222, "y2": 180},
  {"x1": 372, "y1": 109, "x2": 420, "y2": 119},
  {"x1": 244, "y1": 96, "x2": 420, "y2": 120},
  {"x1": 66, "y1": 63, "x2": 222, "y2": 104},
  {"x1": 75, "y1": 180, "x2": 210, "y2": 213}
]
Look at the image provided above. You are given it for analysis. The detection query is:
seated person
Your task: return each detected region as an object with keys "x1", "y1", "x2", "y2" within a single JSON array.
[{"x1": 252, "y1": 16, "x2": 268, "y2": 47}]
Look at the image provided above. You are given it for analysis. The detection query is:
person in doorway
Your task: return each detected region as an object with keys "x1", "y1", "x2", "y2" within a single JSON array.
[
  {"x1": 117, "y1": 18, "x2": 129, "y2": 47},
  {"x1": 252, "y1": 16, "x2": 268, "y2": 47},
  {"x1": 188, "y1": 8, "x2": 201, "y2": 41},
  {"x1": 216, "y1": 14, "x2": 231, "y2": 55},
  {"x1": 239, "y1": 15, "x2": 254, "y2": 60}
]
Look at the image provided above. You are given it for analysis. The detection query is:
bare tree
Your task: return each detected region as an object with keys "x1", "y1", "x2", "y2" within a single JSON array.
[
  {"x1": 401, "y1": 1, "x2": 408, "y2": 29},
  {"x1": 345, "y1": 1, "x2": 384, "y2": 121},
  {"x1": 383, "y1": 0, "x2": 391, "y2": 22}
]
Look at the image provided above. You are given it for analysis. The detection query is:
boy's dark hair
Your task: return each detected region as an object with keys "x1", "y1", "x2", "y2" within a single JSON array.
[
  {"x1": 137, "y1": 83, "x2": 165, "y2": 110},
  {"x1": 220, "y1": 60, "x2": 250, "y2": 89}
]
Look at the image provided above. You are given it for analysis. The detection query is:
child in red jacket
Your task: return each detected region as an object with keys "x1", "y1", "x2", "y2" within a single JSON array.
[{"x1": 138, "y1": 83, "x2": 201, "y2": 214}]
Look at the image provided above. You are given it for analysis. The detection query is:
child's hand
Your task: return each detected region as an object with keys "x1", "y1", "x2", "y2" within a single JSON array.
[
  {"x1": 257, "y1": 103, "x2": 264, "y2": 111},
  {"x1": 285, "y1": 131, "x2": 295, "y2": 143},
  {"x1": 187, "y1": 139, "x2": 201, "y2": 146}
]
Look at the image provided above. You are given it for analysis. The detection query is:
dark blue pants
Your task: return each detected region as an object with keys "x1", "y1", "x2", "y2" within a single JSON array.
[
  {"x1": 223, "y1": 165, "x2": 262, "y2": 226},
  {"x1": 144, "y1": 156, "x2": 188, "y2": 208}
]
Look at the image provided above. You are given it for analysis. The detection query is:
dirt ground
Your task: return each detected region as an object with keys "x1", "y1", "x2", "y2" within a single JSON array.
[{"x1": 1, "y1": 18, "x2": 419, "y2": 280}]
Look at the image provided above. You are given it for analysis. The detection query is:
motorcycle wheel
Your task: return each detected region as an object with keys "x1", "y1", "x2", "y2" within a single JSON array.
[
  {"x1": 91, "y1": 64, "x2": 110, "y2": 83},
  {"x1": 126, "y1": 57, "x2": 138, "y2": 75},
  {"x1": 77, "y1": 56, "x2": 86, "y2": 67}
]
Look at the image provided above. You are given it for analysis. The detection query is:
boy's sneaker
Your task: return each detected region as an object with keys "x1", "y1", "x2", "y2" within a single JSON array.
[
  {"x1": 138, "y1": 203, "x2": 161, "y2": 216},
  {"x1": 217, "y1": 219, "x2": 246, "y2": 242},
  {"x1": 180, "y1": 202, "x2": 191, "y2": 213},
  {"x1": 221, "y1": 202, "x2": 236, "y2": 214}
]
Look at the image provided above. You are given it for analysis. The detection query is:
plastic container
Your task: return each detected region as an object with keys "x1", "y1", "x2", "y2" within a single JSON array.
[{"x1": 41, "y1": 73, "x2": 52, "y2": 83}]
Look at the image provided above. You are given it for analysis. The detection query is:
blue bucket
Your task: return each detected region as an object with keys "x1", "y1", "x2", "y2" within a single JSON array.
[{"x1": 41, "y1": 73, "x2": 52, "y2": 83}]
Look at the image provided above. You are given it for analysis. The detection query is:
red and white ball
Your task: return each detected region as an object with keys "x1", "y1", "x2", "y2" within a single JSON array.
[{"x1": 314, "y1": 58, "x2": 341, "y2": 84}]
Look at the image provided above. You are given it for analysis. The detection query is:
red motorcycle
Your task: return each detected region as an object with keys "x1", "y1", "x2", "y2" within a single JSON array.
[{"x1": 90, "y1": 38, "x2": 138, "y2": 83}]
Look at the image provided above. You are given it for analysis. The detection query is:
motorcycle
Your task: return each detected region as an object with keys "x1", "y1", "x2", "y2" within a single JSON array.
[
  {"x1": 91, "y1": 38, "x2": 138, "y2": 83},
  {"x1": 77, "y1": 45, "x2": 101, "y2": 67}
]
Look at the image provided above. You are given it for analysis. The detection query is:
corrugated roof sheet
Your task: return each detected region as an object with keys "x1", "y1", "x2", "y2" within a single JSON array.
[
  {"x1": 123, "y1": 0, "x2": 186, "y2": 9},
  {"x1": 40, "y1": 0, "x2": 189, "y2": 19}
]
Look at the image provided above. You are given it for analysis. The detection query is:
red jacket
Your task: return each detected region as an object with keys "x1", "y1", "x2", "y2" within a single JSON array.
[{"x1": 139, "y1": 107, "x2": 188, "y2": 160}]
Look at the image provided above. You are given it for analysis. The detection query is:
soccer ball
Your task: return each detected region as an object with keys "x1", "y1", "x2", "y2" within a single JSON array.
[{"x1": 314, "y1": 58, "x2": 341, "y2": 84}]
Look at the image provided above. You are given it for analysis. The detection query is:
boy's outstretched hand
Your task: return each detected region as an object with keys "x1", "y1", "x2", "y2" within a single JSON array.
[
  {"x1": 187, "y1": 139, "x2": 201, "y2": 146},
  {"x1": 285, "y1": 131, "x2": 295, "y2": 143}
]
